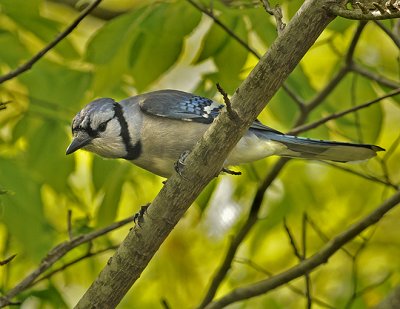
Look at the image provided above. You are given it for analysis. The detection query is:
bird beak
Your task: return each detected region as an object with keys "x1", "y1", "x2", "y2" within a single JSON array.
[{"x1": 66, "y1": 133, "x2": 92, "y2": 155}]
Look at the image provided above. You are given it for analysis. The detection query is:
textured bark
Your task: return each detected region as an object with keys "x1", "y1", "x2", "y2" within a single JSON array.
[
  {"x1": 75, "y1": 0, "x2": 336, "y2": 308},
  {"x1": 375, "y1": 286, "x2": 400, "y2": 309}
]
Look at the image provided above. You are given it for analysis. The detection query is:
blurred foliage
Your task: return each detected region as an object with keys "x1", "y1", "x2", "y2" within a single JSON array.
[{"x1": 0, "y1": 0, "x2": 399, "y2": 308}]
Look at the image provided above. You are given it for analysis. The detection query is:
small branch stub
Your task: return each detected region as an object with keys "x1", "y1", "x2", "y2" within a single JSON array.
[
  {"x1": 216, "y1": 83, "x2": 241, "y2": 122},
  {"x1": 260, "y1": 0, "x2": 286, "y2": 34},
  {"x1": 330, "y1": 0, "x2": 400, "y2": 20}
]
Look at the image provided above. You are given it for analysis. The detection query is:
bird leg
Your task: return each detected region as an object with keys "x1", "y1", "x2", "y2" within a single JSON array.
[
  {"x1": 133, "y1": 203, "x2": 150, "y2": 227},
  {"x1": 174, "y1": 150, "x2": 191, "y2": 178}
]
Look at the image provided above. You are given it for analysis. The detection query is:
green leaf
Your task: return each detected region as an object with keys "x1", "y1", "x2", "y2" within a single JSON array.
[
  {"x1": 0, "y1": 159, "x2": 55, "y2": 261},
  {"x1": 20, "y1": 60, "x2": 92, "y2": 112},
  {"x1": 0, "y1": 0, "x2": 41, "y2": 17},
  {"x1": 323, "y1": 74, "x2": 383, "y2": 143},
  {"x1": 92, "y1": 157, "x2": 128, "y2": 226},
  {"x1": 327, "y1": 18, "x2": 354, "y2": 33},
  {"x1": 0, "y1": 30, "x2": 29, "y2": 67},
  {"x1": 86, "y1": 8, "x2": 149, "y2": 65},
  {"x1": 1, "y1": 0, "x2": 79, "y2": 60},
  {"x1": 29, "y1": 283, "x2": 68, "y2": 308},
  {"x1": 195, "y1": 179, "x2": 218, "y2": 213},
  {"x1": 24, "y1": 120, "x2": 74, "y2": 192},
  {"x1": 243, "y1": 8, "x2": 278, "y2": 46},
  {"x1": 129, "y1": 1, "x2": 201, "y2": 90},
  {"x1": 268, "y1": 88, "x2": 299, "y2": 129},
  {"x1": 195, "y1": 12, "x2": 248, "y2": 93},
  {"x1": 194, "y1": 18, "x2": 234, "y2": 64}
]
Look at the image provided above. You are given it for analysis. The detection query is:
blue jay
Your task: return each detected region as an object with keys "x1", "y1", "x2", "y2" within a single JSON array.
[{"x1": 66, "y1": 90, "x2": 384, "y2": 177}]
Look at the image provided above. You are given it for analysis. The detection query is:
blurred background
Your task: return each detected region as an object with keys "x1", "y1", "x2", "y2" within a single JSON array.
[{"x1": 0, "y1": 0, "x2": 399, "y2": 308}]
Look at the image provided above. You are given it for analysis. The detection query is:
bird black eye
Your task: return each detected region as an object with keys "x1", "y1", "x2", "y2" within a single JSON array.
[{"x1": 98, "y1": 122, "x2": 108, "y2": 132}]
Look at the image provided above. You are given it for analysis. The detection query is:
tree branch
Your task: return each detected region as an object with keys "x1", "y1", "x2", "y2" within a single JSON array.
[
  {"x1": 198, "y1": 158, "x2": 289, "y2": 308},
  {"x1": 0, "y1": 215, "x2": 134, "y2": 307},
  {"x1": 290, "y1": 87, "x2": 400, "y2": 135},
  {"x1": 260, "y1": 0, "x2": 286, "y2": 34},
  {"x1": 329, "y1": 3, "x2": 400, "y2": 20},
  {"x1": 374, "y1": 20, "x2": 400, "y2": 49},
  {"x1": 351, "y1": 64, "x2": 400, "y2": 88},
  {"x1": 0, "y1": 0, "x2": 102, "y2": 84},
  {"x1": 205, "y1": 190, "x2": 400, "y2": 309},
  {"x1": 74, "y1": 1, "x2": 336, "y2": 307},
  {"x1": 185, "y1": 0, "x2": 260, "y2": 59},
  {"x1": 235, "y1": 258, "x2": 335, "y2": 308}
]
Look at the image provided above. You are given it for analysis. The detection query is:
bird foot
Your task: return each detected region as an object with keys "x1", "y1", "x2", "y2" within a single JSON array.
[
  {"x1": 174, "y1": 150, "x2": 190, "y2": 177},
  {"x1": 133, "y1": 203, "x2": 150, "y2": 227}
]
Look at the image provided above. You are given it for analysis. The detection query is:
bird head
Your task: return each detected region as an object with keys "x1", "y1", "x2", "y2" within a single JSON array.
[{"x1": 66, "y1": 98, "x2": 129, "y2": 159}]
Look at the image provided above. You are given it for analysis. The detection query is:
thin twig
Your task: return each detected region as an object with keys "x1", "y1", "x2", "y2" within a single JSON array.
[
  {"x1": 185, "y1": 0, "x2": 260, "y2": 59},
  {"x1": 322, "y1": 161, "x2": 399, "y2": 190},
  {"x1": 283, "y1": 219, "x2": 302, "y2": 260},
  {"x1": 187, "y1": 0, "x2": 306, "y2": 109},
  {"x1": 260, "y1": 0, "x2": 286, "y2": 34},
  {"x1": 205, "y1": 190, "x2": 400, "y2": 309},
  {"x1": 290, "y1": 87, "x2": 400, "y2": 135},
  {"x1": 305, "y1": 215, "x2": 353, "y2": 257},
  {"x1": 198, "y1": 158, "x2": 289, "y2": 308},
  {"x1": 0, "y1": 254, "x2": 17, "y2": 266},
  {"x1": 216, "y1": 83, "x2": 240, "y2": 121},
  {"x1": 67, "y1": 209, "x2": 73, "y2": 240},
  {"x1": 345, "y1": 228, "x2": 378, "y2": 309},
  {"x1": 0, "y1": 0, "x2": 102, "y2": 84},
  {"x1": 346, "y1": 21, "x2": 368, "y2": 65},
  {"x1": 354, "y1": 272, "x2": 392, "y2": 297},
  {"x1": 351, "y1": 64, "x2": 400, "y2": 88},
  {"x1": 31, "y1": 246, "x2": 118, "y2": 286},
  {"x1": 235, "y1": 258, "x2": 335, "y2": 309},
  {"x1": 282, "y1": 84, "x2": 306, "y2": 110},
  {"x1": 0, "y1": 215, "x2": 134, "y2": 307},
  {"x1": 302, "y1": 213, "x2": 312, "y2": 309},
  {"x1": 306, "y1": 66, "x2": 350, "y2": 113},
  {"x1": 374, "y1": 20, "x2": 400, "y2": 48}
]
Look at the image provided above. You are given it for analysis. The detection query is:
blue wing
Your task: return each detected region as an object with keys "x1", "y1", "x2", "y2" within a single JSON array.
[
  {"x1": 139, "y1": 89, "x2": 285, "y2": 135},
  {"x1": 139, "y1": 89, "x2": 223, "y2": 124}
]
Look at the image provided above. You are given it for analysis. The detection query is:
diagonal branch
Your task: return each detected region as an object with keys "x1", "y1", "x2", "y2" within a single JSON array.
[
  {"x1": 290, "y1": 87, "x2": 400, "y2": 135},
  {"x1": 198, "y1": 158, "x2": 289, "y2": 308},
  {"x1": 74, "y1": 1, "x2": 336, "y2": 307},
  {"x1": 0, "y1": 215, "x2": 134, "y2": 307},
  {"x1": 185, "y1": 0, "x2": 260, "y2": 59},
  {"x1": 329, "y1": 4, "x2": 400, "y2": 20},
  {"x1": 374, "y1": 20, "x2": 400, "y2": 48},
  {"x1": 205, "y1": 190, "x2": 400, "y2": 309},
  {"x1": 260, "y1": 0, "x2": 286, "y2": 34},
  {"x1": 0, "y1": 0, "x2": 102, "y2": 84}
]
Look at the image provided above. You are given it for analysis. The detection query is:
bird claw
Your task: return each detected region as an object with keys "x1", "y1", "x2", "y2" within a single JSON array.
[
  {"x1": 133, "y1": 204, "x2": 150, "y2": 227},
  {"x1": 174, "y1": 150, "x2": 190, "y2": 177},
  {"x1": 222, "y1": 167, "x2": 242, "y2": 176}
]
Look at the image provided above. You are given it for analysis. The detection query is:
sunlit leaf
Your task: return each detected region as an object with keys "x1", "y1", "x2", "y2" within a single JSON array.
[
  {"x1": 20, "y1": 60, "x2": 92, "y2": 112},
  {"x1": 92, "y1": 157, "x2": 129, "y2": 226},
  {"x1": 0, "y1": 30, "x2": 29, "y2": 67},
  {"x1": 86, "y1": 8, "x2": 149, "y2": 65},
  {"x1": 0, "y1": 160, "x2": 55, "y2": 261},
  {"x1": 24, "y1": 119, "x2": 74, "y2": 192},
  {"x1": 1, "y1": 0, "x2": 79, "y2": 59},
  {"x1": 129, "y1": 1, "x2": 202, "y2": 90}
]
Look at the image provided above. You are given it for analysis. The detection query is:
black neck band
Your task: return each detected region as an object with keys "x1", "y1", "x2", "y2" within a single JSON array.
[{"x1": 113, "y1": 102, "x2": 142, "y2": 160}]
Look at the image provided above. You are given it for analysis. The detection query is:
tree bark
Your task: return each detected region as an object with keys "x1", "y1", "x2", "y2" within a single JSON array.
[{"x1": 75, "y1": 0, "x2": 336, "y2": 307}]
